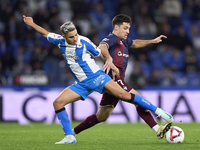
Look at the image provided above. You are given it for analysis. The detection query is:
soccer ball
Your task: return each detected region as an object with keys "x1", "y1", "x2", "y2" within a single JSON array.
[{"x1": 165, "y1": 126, "x2": 184, "y2": 143}]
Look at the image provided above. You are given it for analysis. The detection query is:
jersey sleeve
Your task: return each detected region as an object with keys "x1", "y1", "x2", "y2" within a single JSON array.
[
  {"x1": 126, "y1": 37, "x2": 133, "y2": 47},
  {"x1": 83, "y1": 38, "x2": 101, "y2": 57},
  {"x1": 47, "y1": 33, "x2": 63, "y2": 46},
  {"x1": 100, "y1": 35, "x2": 118, "y2": 50}
]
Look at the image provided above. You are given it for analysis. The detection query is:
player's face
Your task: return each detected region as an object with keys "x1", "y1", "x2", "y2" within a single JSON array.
[
  {"x1": 63, "y1": 29, "x2": 78, "y2": 45},
  {"x1": 116, "y1": 22, "x2": 130, "y2": 40}
]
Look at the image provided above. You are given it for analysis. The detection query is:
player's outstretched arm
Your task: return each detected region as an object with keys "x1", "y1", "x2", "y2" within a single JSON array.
[
  {"x1": 23, "y1": 15, "x2": 49, "y2": 38},
  {"x1": 130, "y1": 35, "x2": 167, "y2": 49}
]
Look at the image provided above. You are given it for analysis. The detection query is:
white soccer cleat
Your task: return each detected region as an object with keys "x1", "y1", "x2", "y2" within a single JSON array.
[
  {"x1": 156, "y1": 122, "x2": 172, "y2": 139},
  {"x1": 55, "y1": 135, "x2": 76, "y2": 144},
  {"x1": 157, "y1": 109, "x2": 174, "y2": 123}
]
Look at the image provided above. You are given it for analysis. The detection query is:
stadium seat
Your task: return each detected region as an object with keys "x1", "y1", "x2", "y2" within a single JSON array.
[{"x1": 186, "y1": 72, "x2": 200, "y2": 86}]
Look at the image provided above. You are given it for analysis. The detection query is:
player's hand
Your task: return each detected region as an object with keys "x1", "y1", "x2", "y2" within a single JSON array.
[
  {"x1": 103, "y1": 59, "x2": 112, "y2": 74},
  {"x1": 23, "y1": 15, "x2": 34, "y2": 26},
  {"x1": 152, "y1": 35, "x2": 167, "y2": 43},
  {"x1": 103, "y1": 60, "x2": 119, "y2": 80},
  {"x1": 111, "y1": 65, "x2": 119, "y2": 80}
]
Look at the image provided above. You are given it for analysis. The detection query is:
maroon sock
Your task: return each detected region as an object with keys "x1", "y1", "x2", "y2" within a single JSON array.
[
  {"x1": 136, "y1": 106, "x2": 157, "y2": 128},
  {"x1": 74, "y1": 114, "x2": 99, "y2": 134}
]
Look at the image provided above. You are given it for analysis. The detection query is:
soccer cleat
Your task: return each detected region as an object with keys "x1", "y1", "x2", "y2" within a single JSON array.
[
  {"x1": 157, "y1": 109, "x2": 174, "y2": 123},
  {"x1": 55, "y1": 135, "x2": 76, "y2": 144},
  {"x1": 156, "y1": 122, "x2": 172, "y2": 139}
]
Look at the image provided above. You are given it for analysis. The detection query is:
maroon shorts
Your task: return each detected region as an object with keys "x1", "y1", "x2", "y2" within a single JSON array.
[{"x1": 100, "y1": 77, "x2": 132, "y2": 108}]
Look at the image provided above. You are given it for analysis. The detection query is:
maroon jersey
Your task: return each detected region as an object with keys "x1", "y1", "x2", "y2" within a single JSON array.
[{"x1": 101, "y1": 33, "x2": 133, "y2": 79}]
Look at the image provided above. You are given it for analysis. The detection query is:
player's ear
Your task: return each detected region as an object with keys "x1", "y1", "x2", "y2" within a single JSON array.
[{"x1": 114, "y1": 24, "x2": 119, "y2": 31}]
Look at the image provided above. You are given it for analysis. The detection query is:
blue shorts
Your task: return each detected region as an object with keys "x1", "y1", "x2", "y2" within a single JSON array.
[{"x1": 69, "y1": 70, "x2": 112, "y2": 100}]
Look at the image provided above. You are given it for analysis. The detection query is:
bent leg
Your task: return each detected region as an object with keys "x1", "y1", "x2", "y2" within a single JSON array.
[
  {"x1": 54, "y1": 87, "x2": 82, "y2": 136},
  {"x1": 96, "y1": 105, "x2": 114, "y2": 122},
  {"x1": 53, "y1": 87, "x2": 82, "y2": 111},
  {"x1": 74, "y1": 106, "x2": 114, "y2": 134},
  {"x1": 104, "y1": 80, "x2": 173, "y2": 122}
]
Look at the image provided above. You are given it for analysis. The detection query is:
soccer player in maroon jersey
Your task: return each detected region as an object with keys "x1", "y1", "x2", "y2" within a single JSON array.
[{"x1": 73, "y1": 14, "x2": 172, "y2": 139}]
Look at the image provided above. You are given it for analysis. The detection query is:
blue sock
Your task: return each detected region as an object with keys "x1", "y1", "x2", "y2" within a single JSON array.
[
  {"x1": 131, "y1": 94, "x2": 157, "y2": 113},
  {"x1": 56, "y1": 108, "x2": 73, "y2": 135}
]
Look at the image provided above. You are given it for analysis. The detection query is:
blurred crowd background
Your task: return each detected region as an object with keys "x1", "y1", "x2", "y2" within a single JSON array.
[{"x1": 0, "y1": 0, "x2": 200, "y2": 89}]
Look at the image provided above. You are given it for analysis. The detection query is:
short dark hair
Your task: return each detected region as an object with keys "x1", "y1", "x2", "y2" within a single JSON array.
[{"x1": 112, "y1": 14, "x2": 132, "y2": 27}]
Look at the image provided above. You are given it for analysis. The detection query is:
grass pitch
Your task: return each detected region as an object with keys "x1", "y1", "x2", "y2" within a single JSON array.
[{"x1": 0, "y1": 122, "x2": 199, "y2": 150}]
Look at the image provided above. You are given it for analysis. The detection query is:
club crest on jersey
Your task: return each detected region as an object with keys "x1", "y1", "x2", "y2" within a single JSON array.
[{"x1": 77, "y1": 43, "x2": 82, "y2": 48}]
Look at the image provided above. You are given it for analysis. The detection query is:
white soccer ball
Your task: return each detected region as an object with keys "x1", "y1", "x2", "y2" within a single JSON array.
[{"x1": 165, "y1": 126, "x2": 184, "y2": 143}]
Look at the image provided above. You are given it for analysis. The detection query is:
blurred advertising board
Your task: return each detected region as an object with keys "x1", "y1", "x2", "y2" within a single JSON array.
[{"x1": 0, "y1": 89, "x2": 199, "y2": 124}]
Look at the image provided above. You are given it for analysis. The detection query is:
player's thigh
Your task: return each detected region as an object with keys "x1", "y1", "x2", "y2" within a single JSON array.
[
  {"x1": 55, "y1": 87, "x2": 82, "y2": 105},
  {"x1": 103, "y1": 80, "x2": 129, "y2": 99},
  {"x1": 96, "y1": 106, "x2": 114, "y2": 121}
]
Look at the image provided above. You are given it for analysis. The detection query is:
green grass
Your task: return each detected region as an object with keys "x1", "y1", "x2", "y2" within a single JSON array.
[{"x1": 0, "y1": 122, "x2": 199, "y2": 150}]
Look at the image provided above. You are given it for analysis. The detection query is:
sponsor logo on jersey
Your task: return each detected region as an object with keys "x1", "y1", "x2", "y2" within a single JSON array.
[
  {"x1": 53, "y1": 34, "x2": 61, "y2": 38},
  {"x1": 117, "y1": 51, "x2": 129, "y2": 57},
  {"x1": 102, "y1": 38, "x2": 109, "y2": 41},
  {"x1": 63, "y1": 50, "x2": 79, "y2": 59},
  {"x1": 118, "y1": 51, "x2": 122, "y2": 56}
]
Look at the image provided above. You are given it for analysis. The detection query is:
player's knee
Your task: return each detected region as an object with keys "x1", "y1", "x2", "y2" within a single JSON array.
[
  {"x1": 53, "y1": 98, "x2": 62, "y2": 109},
  {"x1": 53, "y1": 100, "x2": 57, "y2": 109}
]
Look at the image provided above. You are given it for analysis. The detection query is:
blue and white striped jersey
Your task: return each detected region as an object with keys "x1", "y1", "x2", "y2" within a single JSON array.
[{"x1": 47, "y1": 33, "x2": 101, "y2": 82}]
